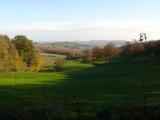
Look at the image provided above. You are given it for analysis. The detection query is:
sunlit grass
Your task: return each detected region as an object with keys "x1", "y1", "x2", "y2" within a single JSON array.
[{"x1": 0, "y1": 56, "x2": 160, "y2": 107}]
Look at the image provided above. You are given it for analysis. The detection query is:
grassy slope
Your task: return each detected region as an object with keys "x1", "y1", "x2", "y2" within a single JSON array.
[
  {"x1": 0, "y1": 59, "x2": 93, "y2": 106},
  {"x1": 41, "y1": 53, "x2": 65, "y2": 67},
  {"x1": 0, "y1": 55, "x2": 160, "y2": 107}
]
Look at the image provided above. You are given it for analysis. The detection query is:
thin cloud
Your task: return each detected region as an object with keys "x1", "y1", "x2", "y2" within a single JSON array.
[
  {"x1": 0, "y1": 20, "x2": 160, "y2": 41},
  {"x1": 1, "y1": 20, "x2": 160, "y2": 31}
]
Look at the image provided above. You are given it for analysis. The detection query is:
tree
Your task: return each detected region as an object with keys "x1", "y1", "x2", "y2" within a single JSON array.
[
  {"x1": 121, "y1": 42, "x2": 135, "y2": 60},
  {"x1": 7, "y1": 42, "x2": 23, "y2": 71},
  {"x1": 134, "y1": 42, "x2": 144, "y2": 59},
  {"x1": 0, "y1": 35, "x2": 10, "y2": 71},
  {"x1": 92, "y1": 47, "x2": 105, "y2": 62},
  {"x1": 83, "y1": 49, "x2": 93, "y2": 63},
  {"x1": 103, "y1": 43, "x2": 119, "y2": 63},
  {"x1": 0, "y1": 35, "x2": 22, "y2": 72},
  {"x1": 12, "y1": 35, "x2": 42, "y2": 71},
  {"x1": 121, "y1": 42, "x2": 145, "y2": 61},
  {"x1": 29, "y1": 50, "x2": 43, "y2": 71},
  {"x1": 54, "y1": 58, "x2": 64, "y2": 72}
]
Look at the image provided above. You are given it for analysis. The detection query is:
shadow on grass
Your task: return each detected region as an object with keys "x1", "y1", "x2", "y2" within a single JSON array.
[
  {"x1": 0, "y1": 59, "x2": 160, "y2": 106},
  {"x1": 1, "y1": 60, "x2": 160, "y2": 119},
  {"x1": 0, "y1": 61, "x2": 160, "y2": 120}
]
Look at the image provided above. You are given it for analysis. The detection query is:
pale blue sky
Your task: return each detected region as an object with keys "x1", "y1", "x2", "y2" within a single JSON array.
[{"x1": 0, "y1": 0, "x2": 160, "y2": 41}]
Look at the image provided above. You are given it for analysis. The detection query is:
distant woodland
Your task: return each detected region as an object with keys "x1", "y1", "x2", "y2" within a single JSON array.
[{"x1": 1, "y1": 34, "x2": 160, "y2": 73}]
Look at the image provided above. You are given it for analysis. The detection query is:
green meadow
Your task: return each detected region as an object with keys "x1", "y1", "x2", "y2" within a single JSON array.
[{"x1": 0, "y1": 54, "x2": 160, "y2": 108}]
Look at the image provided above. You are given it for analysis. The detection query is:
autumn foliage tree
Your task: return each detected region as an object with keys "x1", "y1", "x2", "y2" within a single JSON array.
[
  {"x1": 121, "y1": 42, "x2": 145, "y2": 61},
  {"x1": 54, "y1": 58, "x2": 64, "y2": 72},
  {"x1": 121, "y1": 42, "x2": 135, "y2": 60},
  {"x1": 83, "y1": 49, "x2": 93, "y2": 63},
  {"x1": 7, "y1": 42, "x2": 23, "y2": 71},
  {"x1": 0, "y1": 35, "x2": 22, "y2": 72},
  {"x1": 12, "y1": 35, "x2": 42, "y2": 71},
  {"x1": 83, "y1": 43, "x2": 119, "y2": 63},
  {"x1": 0, "y1": 34, "x2": 42, "y2": 72},
  {"x1": 103, "y1": 43, "x2": 119, "y2": 63},
  {"x1": 92, "y1": 47, "x2": 105, "y2": 62}
]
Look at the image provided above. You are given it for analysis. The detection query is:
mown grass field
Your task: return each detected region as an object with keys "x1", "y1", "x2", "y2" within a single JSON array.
[{"x1": 0, "y1": 54, "x2": 160, "y2": 108}]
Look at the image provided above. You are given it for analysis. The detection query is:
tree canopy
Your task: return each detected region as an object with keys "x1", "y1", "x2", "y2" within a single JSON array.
[{"x1": 0, "y1": 35, "x2": 42, "y2": 72}]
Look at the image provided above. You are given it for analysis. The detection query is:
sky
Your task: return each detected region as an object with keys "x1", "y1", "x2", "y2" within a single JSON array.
[{"x1": 0, "y1": 0, "x2": 160, "y2": 41}]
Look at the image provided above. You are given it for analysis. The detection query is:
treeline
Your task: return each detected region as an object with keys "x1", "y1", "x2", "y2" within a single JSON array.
[
  {"x1": 0, "y1": 35, "x2": 42, "y2": 72},
  {"x1": 38, "y1": 47, "x2": 83, "y2": 60},
  {"x1": 83, "y1": 40, "x2": 160, "y2": 63},
  {"x1": 121, "y1": 40, "x2": 160, "y2": 61},
  {"x1": 83, "y1": 43, "x2": 119, "y2": 63},
  {"x1": 122, "y1": 40, "x2": 160, "y2": 60}
]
